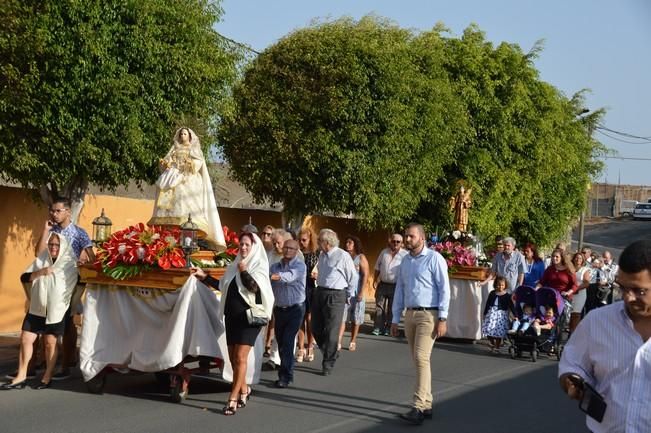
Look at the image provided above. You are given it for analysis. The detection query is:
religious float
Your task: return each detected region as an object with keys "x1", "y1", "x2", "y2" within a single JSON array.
[
  {"x1": 434, "y1": 185, "x2": 492, "y2": 340},
  {"x1": 78, "y1": 128, "x2": 260, "y2": 402}
]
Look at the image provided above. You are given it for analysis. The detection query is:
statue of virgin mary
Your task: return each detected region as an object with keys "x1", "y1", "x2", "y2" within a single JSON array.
[{"x1": 147, "y1": 127, "x2": 226, "y2": 251}]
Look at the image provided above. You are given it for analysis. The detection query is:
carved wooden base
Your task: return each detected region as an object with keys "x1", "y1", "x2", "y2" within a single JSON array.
[
  {"x1": 450, "y1": 265, "x2": 490, "y2": 281},
  {"x1": 79, "y1": 265, "x2": 226, "y2": 290}
]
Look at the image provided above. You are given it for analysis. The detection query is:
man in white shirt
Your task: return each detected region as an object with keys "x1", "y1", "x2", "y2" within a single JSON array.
[
  {"x1": 559, "y1": 240, "x2": 651, "y2": 433},
  {"x1": 312, "y1": 229, "x2": 358, "y2": 376},
  {"x1": 372, "y1": 233, "x2": 407, "y2": 336}
]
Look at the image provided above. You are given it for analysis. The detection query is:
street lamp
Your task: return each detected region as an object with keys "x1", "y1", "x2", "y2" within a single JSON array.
[
  {"x1": 180, "y1": 214, "x2": 199, "y2": 268},
  {"x1": 91, "y1": 208, "x2": 113, "y2": 246}
]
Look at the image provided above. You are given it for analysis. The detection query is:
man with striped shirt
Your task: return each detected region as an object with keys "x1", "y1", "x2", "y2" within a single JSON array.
[{"x1": 559, "y1": 240, "x2": 651, "y2": 433}]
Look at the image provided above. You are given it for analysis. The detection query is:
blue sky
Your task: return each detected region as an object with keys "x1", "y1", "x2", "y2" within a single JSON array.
[{"x1": 217, "y1": 0, "x2": 651, "y2": 185}]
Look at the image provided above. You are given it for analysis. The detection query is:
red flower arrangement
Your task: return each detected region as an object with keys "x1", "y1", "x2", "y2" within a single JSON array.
[
  {"x1": 94, "y1": 223, "x2": 187, "y2": 280},
  {"x1": 433, "y1": 240, "x2": 477, "y2": 268},
  {"x1": 216, "y1": 226, "x2": 239, "y2": 263}
]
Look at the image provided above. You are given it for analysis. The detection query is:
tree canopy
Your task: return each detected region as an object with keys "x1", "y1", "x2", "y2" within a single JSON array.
[
  {"x1": 219, "y1": 17, "x2": 605, "y2": 246},
  {"x1": 219, "y1": 16, "x2": 469, "y2": 229},
  {"x1": 0, "y1": 0, "x2": 241, "y2": 206}
]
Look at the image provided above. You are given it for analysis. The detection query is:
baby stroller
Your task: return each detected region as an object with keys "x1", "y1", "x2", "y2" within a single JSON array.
[{"x1": 507, "y1": 286, "x2": 570, "y2": 362}]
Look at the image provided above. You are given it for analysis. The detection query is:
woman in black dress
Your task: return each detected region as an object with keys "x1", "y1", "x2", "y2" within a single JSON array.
[
  {"x1": 192, "y1": 232, "x2": 273, "y2": 415},
  {"x1": 296, "y1": 227, "x2": 318, "y2": 362}
]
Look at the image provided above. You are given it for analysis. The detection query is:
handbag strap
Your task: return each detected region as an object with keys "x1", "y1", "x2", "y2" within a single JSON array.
[{"x1": 255, "y1": 288, "x2": 262, "y2": 305}]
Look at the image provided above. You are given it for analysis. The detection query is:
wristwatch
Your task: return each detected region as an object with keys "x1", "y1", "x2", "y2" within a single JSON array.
[{"x1": 438, "y1": 318, "x2": 447, "y2": 322}]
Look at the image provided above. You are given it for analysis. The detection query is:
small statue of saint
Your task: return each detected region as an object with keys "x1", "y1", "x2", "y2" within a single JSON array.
[
  {"x1": 147, "y1": 127, "x2": 226, "y2": 251},
  {"x1": 450, "y1": 185, "x2": 472, "y2": 233}
]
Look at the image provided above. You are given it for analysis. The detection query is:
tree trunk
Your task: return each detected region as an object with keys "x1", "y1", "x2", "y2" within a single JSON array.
[{"x1": 283, "y1": 210, "x2": 305, "y2": 235}]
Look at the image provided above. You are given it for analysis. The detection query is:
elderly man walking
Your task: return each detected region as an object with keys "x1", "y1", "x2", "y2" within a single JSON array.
[
  {"x1": 372, "y1": 233, "x2": 407, "y2": 336},
  {"x1": 311, "y1": 229, "x2": 358, "y2": 376},
  {"x1": 490, "y1": 236, "x2": 525, "y2": 292},
  {"x1": 391, "y1": 223, "x2": 450, "y2": 425},
  {"x1": 270, "y1": 239, "x2": 306, "y2": 388}
]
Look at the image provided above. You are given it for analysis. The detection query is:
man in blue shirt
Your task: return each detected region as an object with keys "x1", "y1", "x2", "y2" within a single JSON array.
[
  {"x1": 270, "y1": 239, "x2": 306, "y2": 388},
  {"x1": 35, "y1": 197, "x2": 93, "y2": 381},
  {"x1": 391, "y1": 223, "x2": 450, "y2": 425},
  {"x1": 490, "y1": 236, "x2": 525, "y2": 292}
]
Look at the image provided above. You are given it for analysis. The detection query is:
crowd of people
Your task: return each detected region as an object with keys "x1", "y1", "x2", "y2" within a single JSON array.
[
  {"x1": 2, "y1": 196, "x2": 649, "y2": 430},
  {"x1": 481, "y1": 236, "x2": 621, "y2": 352},
  {"x1": 189, "y1": 222, "x2": 447, "y2": 422}
]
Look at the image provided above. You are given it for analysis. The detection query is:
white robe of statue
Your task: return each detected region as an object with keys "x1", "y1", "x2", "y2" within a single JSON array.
[{"x1": 148, "y1": 127, "x2": 226, "y2": 251}]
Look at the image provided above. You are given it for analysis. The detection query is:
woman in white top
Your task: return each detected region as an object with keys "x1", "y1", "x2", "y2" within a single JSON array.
[
  {"x1": 1, "y1": 233, "x2": 77, "y2": 390},
  {"x1": 570, "y1": 251, "x2": 591, "y2": 333}
]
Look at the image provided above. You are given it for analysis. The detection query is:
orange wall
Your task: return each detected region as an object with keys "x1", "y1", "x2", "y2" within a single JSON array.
[{"x1": 0, "y1": 186, "x2": 392, "y2": 332}]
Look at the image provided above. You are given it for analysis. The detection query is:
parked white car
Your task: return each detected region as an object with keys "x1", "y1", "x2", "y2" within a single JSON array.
[{"x1": 633, "y1": 203, "x2": 651, "y2": 220}]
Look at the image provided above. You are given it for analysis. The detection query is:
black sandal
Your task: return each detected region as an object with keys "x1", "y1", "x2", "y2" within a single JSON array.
[
  {"x1": 237, "y1": 386, "x2": 252, "y2": 408},
  {"x1": 223, "y1": 399, "x2": 238, "y2": 416}
]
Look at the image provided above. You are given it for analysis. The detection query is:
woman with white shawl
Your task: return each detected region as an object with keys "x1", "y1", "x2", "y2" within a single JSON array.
[
  {"x1": 192, "y1": 232, "x2": 273, "y2": 416},
  {"x1": 1, "y1": 233, "x2": 78, "y2": 390},
  {"x1": 148, "y1": 127, "x2": 226, "y2": 251}
]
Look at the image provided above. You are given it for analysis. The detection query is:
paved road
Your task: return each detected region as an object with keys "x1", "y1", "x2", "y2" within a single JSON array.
[
  {"x1": 573, "y1": 217, "x2": 651, "y2": 258},
  {"x1": 0, "y1": 330, "x2": 586, "y2": 433}
]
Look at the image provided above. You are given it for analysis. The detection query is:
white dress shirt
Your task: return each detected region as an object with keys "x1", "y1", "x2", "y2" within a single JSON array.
[
  {"x1": 374, "y1": 248, "x2": 408, "y2": 283},
  {"x1": 316, "y1": 247, "x2": 358, "y2": 298},
  {"x1": 558, "y1": 302, "x2": 651, "y2": 433}
]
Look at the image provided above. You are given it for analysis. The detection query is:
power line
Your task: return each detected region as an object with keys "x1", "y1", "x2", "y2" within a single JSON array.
[
  {"x1": 602, "y1": 155, "x2": 651, "y2": 161},
  {"x1": 596, "y1": 129, "x2": 651, "y2": 145},
  {"x1": 596, "y1": 124, "x2": 651, "y2": 141}
]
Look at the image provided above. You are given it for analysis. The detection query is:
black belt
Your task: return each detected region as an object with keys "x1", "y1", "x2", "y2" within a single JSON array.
[
  {"x1": 406, "y1": 307, "x2": 438, "y2": 311},
  {"x1": 317, "y1": 286, "x2": 343, "y2": 291},
  {"x1": 274, "y1": 303, "x2": 303, "y2": 310}
]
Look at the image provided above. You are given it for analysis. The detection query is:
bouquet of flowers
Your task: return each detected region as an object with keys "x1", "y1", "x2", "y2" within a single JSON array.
[
  {"x1": 213, "y1": 226, "x2": 239, "y2": 267},
  {"x1": 94, "y1": 223, "x2": 187, "y2": 280},
  {"x1": 433, "y1": 240, "x2": 478, "y2": 269}
]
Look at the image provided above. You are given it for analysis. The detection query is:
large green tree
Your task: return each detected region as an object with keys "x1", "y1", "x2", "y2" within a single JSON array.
[
  {"x1": 418, "y1": 26, "x2": 605, "y2": 246},
  {"x1": 219, "y1": 17, "x2": 604, "y2": 246},
  {"x1": 219, "y1": 16, "x2": 469, "y2": 229},
  {"x1": 0, "y1": 0, "x2": 241, "y2": 213}
]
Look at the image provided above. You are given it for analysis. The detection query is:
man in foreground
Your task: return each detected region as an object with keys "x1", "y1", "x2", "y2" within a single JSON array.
[
  {"x1": 391, "y1": 223, "x2": 450, "y2": 425},
  {"x1": 559, "y1": 239, "x2": 651, "y2": 433}
]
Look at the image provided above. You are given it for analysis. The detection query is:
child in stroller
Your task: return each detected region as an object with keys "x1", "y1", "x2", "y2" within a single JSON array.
[
  {"x1": 507, "y1": 286, "x2": 568, "y2": 362},
  {"x1": 532, "y1": 305, "x2": 556, "y2": 336},
  {"x1": 508, "y1": 303, "x2": 536, "y2": 335}
]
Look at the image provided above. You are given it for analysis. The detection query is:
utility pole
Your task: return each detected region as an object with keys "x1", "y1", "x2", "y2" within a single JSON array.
[{"x1": 577, "y1": 108, "x2": 591, "y2": 250}]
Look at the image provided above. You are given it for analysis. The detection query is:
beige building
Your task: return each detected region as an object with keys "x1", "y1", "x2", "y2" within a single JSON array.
[{"x1": 588, "y1": 182, "x2": 651, "y2": 217}]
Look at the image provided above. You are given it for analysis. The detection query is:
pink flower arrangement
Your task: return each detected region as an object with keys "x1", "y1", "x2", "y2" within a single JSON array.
[{"x1": 433, "y1": 241, "x2": 477, "y2": 268}]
